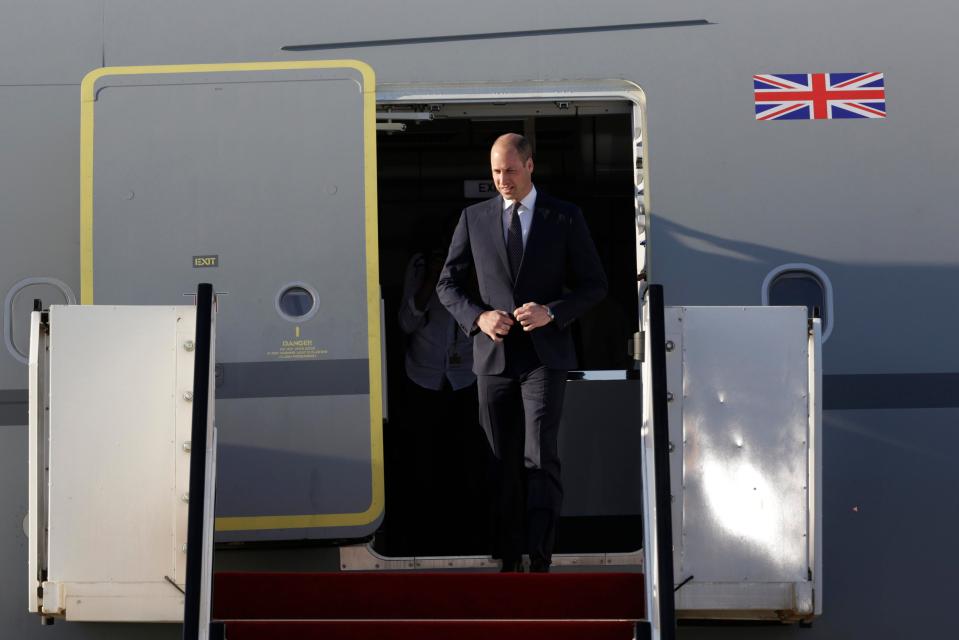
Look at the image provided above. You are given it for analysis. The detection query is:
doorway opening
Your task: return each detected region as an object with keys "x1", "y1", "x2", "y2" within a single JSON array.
[{"x1": 373, "y1": 93, "x2": 646, "y2": 561}]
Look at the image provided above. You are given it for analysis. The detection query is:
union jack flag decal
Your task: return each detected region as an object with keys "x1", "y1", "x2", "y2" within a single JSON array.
[{"x1": 754, "y1": 73, "x2": 886, "y2": 120}]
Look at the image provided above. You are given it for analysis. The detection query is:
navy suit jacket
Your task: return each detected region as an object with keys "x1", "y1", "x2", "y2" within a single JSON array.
[{"x1": 436, "y1": 192, "x2": 608, "y2": 375}]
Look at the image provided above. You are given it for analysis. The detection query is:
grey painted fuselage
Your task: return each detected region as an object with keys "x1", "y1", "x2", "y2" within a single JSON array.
[{"x1": 2, "y1": 1, "x2": 957, "y2": 638}]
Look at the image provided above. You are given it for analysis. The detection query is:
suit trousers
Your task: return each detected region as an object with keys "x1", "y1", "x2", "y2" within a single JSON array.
[{"x1": 477, "y1": 331, "x2": 567, "y2": 565}]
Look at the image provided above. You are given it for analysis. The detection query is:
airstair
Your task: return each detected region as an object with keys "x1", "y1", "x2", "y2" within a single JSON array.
[{"x1": 26, "y1": 284, "x2": 820, "y2": 639}]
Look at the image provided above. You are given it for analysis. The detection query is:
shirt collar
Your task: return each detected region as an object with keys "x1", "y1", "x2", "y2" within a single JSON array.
[{"x1": 503, "y1": 185, "x2": 537, "y2": 213}]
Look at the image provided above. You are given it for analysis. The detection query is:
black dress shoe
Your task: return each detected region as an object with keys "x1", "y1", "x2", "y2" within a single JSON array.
[
  {"x1": 500, "y1": 558, "x2": 524, "y2": 573},
  {"x1": 529, "y1": 558, "x2": 550, "y2": 573}
]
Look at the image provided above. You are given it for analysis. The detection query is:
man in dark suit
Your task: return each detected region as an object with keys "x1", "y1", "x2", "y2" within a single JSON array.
[{"x1": 437, "y1": 133, "x2": 607, "y2": 572}]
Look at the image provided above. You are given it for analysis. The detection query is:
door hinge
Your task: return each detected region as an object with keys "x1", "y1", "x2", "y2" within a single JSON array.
[{"x1": 629, "y1": 331, "x2": 645, "y2": 362}]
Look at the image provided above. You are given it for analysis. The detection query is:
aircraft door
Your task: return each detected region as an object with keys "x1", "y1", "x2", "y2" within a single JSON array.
[{"x1": 81, "y1": 61, "x2": 382, "y2": 541}]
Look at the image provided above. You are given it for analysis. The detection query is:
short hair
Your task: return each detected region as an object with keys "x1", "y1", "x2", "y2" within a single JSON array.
[{"x1": 494, "y1": 133, "x2": 533, "y2": 162}]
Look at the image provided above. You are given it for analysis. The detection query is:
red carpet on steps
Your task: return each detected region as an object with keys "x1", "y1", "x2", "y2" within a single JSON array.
[
  {"x1": 224, "y1": 620, "x2": 637, "y2": 640},
  {"x1": 213, "y1": 571, "x2": 646, "y2": 620}
]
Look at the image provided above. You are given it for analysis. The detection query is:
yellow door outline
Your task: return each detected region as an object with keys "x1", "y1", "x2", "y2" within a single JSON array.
[{"x1": 80, "y1": 60, "x2": 383, "y2": 532}]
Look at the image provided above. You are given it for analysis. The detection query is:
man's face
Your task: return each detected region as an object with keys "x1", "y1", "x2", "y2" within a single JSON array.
[{"x1": 491, "y1": 145, "x2": 534, "y2": 201}]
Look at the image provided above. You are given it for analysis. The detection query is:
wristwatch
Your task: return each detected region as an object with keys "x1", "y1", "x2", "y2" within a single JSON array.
[{"x1": 544, "y1": 306, "x2": 555, "y2": 322}]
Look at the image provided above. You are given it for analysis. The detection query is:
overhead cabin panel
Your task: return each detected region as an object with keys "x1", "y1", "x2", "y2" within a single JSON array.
[{"x1": 81, "y1": 61, "x2": 382, "y2": 541}]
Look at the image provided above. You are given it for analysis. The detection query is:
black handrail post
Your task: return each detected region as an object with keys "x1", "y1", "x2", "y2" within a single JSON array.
[
  {"x1": 647, "y1": 284, "x2": 677, "y2": 639},
  {"x1": 183, "y1": 283, "x2": 215, "y2": 640}
]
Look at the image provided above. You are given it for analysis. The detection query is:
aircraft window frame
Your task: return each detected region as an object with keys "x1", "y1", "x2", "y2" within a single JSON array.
[
  {"x1": 761, "y1": 263, "x2": 833, "y2": 341},
  {"x1": 274, "y1": 281, "x2": 320, "y2": 323},
  {"x1": 3, "y1": 276, "x2": 77, "y2": 365}
]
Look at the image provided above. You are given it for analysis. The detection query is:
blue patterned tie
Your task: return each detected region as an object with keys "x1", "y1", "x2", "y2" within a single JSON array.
[{"x1": 507, "y1": 203, "x2": 524, "y2": 281}]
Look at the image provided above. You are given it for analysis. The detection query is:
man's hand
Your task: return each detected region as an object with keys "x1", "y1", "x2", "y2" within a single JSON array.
[
  {"x1": 514, "y1": 302, "x2": 553, "y2": 332},
  {"x1": 477, "y1": 310, "x2": 514, "y2": 343}
]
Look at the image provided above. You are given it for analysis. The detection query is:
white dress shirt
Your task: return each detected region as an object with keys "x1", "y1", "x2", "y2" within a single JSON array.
[{"x1": 501, "y1": 185, "x2": 537, "y2": 248}]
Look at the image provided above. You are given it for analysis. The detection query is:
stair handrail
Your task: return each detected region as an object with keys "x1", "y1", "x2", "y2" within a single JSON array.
[
  {"x1": 183, "y1": 283, "x2": 217, "y2": 640},
  {"x1": 642, "y1": 284, "x2": 677, "y2": 640}
]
